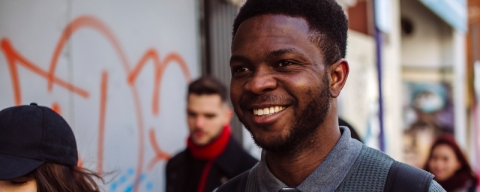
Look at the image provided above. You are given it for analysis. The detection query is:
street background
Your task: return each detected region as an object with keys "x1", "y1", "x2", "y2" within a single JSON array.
[{"x1": 0, "y1": 0, "x2": 479, "y2": 191}]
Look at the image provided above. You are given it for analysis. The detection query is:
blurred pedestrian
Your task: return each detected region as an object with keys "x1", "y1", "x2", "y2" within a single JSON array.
[
  {"x1": 0, "y1": 103, "x2": 103, "y2": 192},
  {"x1": 425, "y1": 134, "x2": 478, "y2": 192},
  {"x1": 165, "y1": 76, "x2": 257, "y2": 192},
  {"x1": 216, "y1": 0, "x2": 444, "y2": 191}
]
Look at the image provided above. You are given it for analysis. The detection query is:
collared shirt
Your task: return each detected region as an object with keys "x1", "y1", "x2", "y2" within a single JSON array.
[{"x1": 256, "y1": 127, "x2": 363, "y2": 192}]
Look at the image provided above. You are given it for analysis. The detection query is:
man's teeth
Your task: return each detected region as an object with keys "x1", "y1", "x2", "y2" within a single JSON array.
[{"x1": 253, "y1": 106, "x2": 285, "y2": 116}]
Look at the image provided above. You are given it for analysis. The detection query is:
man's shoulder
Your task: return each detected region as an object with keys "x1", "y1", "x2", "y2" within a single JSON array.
[
  {"x1": 215, "y1": 169, "x2": 250, "y2": 192},
  {"x1": 216, "y1": 136, "x2": 258, "y2": 170},
  {"x1": 335, "y1": 145, "x2": 393, "y2": 190},
  {"x1": 357, "y1": 144, "x2": 394, "y2": 163},
  {"x1": 429, "y1": 180, "x2": 446, "y2": 192},
  {"x1": 224, "y1": 137, "x2": 256, "y2": 158},
  {"x1": 166, "y1": 149, "x2": 188, "y2": 171},
  {"x1": 338, "y1": 145, "x2": 442, "y2": 192}
]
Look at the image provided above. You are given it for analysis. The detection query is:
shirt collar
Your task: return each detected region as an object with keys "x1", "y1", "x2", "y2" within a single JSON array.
[{"x1": 256, "y1": 127, "x2": 363, "y2": 192}]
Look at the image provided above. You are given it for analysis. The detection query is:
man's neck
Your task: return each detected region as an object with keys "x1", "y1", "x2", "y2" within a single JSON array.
[{"x1": 265, "y1": 124, "x2": 341, "y2": 187}]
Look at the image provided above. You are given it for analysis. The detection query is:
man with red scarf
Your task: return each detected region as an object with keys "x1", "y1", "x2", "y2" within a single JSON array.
[{"x1": 166, "y1": 76, "x2": 258, "y2": 192}]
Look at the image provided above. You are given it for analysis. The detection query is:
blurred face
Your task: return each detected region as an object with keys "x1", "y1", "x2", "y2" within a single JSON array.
[
  {"x1": 0, "y1": 175, "x2": 37, "y2": 192},
  {"x1": 230, "y1": 15, "x2": 333, "y2": 152},
  {"x1": 428, "y1": 144, "x2": 462, "y2": 181},
  {"x1": 187, "y1": 94, "x2": 232, "y2": 146}
]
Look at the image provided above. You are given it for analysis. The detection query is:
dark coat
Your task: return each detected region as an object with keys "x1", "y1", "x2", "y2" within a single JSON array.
[{"x1": 166, "y1": 136, "x2": 258, "y2": 192}]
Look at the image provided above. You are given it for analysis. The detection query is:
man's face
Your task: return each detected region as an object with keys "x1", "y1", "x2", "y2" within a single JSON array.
[
  {"x1": 230, "y1": 15, "x2": 331, "y2": 152},
  {"x1": 187, "y1": 94, "x2": 232, "y2": 146}
]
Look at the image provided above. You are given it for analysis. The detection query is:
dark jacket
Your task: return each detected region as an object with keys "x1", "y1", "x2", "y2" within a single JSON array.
[{"x1": 166, "y1": 136, "x2": 258, "y2": 192}]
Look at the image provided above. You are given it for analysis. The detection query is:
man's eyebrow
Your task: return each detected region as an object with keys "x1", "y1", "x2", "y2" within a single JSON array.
[
  {"x1": 267, "y1": 48, "x2": 297, "y2": 58},
  {"x1": 230, "y1": 55, "x2": 252, "y2": 65},
  {"x1": 230, "y1": 48, "x2": 298, "y2": 65}
]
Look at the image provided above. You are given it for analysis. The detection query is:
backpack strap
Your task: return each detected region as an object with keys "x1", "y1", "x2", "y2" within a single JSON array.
[{"x1": 384, "y1": 161, "x2": 434, "y2": 192}]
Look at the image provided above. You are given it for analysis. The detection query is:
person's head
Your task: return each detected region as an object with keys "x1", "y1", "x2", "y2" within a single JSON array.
[
  {"x1": 187, "y1": 76, "x2": 233, "y2": 146},
  {"x1": 230, "y1": 0, "x2": 349, "y2": 153},
  {"x1": 232, "y1": 0, "x2": 348, "y2": 66},
  {"x1": 425, "y1": 134, "x2": 475, "y2": 182},
  {"x1": 0, "y1": 103, "x2": 101, "y2": 192}
]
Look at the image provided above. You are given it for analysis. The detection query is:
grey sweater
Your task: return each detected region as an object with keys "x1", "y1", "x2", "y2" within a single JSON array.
[
  {"x1": 216, "y1": 127, "x2": 445, "y2": 191},
  {"x1": 243, "y1": 145, "x2": 444, "y2": 192},
  {"x1": 335, "y1": 145, "x2": 444, "y2": 191}
]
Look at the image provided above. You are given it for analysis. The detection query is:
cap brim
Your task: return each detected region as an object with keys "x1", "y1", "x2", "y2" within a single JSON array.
[{"x1": 0, "y1": 153, "x2": 44, "y2": 180}]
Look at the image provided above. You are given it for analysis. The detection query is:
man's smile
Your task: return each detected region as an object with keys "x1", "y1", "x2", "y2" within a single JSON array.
[
  {"x1": 243, "y1": 104, "x2": 291, "y2": 125},
  {"x1": 253, "y1": 106, "x2": 286, "y2": 116}
]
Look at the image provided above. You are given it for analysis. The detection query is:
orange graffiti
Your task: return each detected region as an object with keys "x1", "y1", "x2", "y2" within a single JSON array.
[
  {"x1": 1, "y1": 15, "x2": 192, "y2": 192},
  {"x1": 147, "y1": 128, "x2": 172, "y2": 170},
  {"x1": 1, "y1": 39, "x2": 90, "y2": 105},
  {"x1": 51, "y1": 102, "x2": 62, "y2": 115},
  {"x1": 128, "y1": 49, "x2": 192, "y2": 115},
  {"x1": 97, "y1": 71, "x2": 108, "y2": 175}
]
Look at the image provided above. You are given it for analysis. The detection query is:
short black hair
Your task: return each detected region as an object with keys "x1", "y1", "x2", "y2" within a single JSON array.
[
  {"x1": 232, "y1": 0, "x2": 348, "y2": 65},
  {"x1": 188, "y1": 76, "x2": 228, "y2": 102}
]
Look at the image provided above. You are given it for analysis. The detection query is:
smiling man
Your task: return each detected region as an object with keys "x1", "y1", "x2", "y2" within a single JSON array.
[
  {"x1": 216, "y1": 0, "x2": 445, "y2": 191},
  {"x1": 166, "y1": 76, "x2": 257, "y2": 192}
]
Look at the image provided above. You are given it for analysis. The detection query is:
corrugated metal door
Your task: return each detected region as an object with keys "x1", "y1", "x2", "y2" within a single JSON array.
[{"x1": 202, "y1": 0, "x2": 244, "y2": 142}]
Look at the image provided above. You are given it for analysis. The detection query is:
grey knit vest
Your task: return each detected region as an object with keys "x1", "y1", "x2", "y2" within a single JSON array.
[
  {"x1": 245, "y1": 145, "x2": 395, "y2": 192},
  {"x1": 335, "y1": 145, "x2": 394, "y2": 191}
]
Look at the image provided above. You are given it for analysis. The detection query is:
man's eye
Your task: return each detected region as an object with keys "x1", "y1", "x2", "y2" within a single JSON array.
[
  {"x1": 277, "y1": 60, "x2": 294, "y2": 67},
  {"x1": 187, "y1": 112, "x2": 196, "y2": 117},
  {"x1": 231, "y1": 66, "x2": 250, "y2": 75},
  {"x1": 205, "y1": 114, "x2": 216, "y2": 119}
]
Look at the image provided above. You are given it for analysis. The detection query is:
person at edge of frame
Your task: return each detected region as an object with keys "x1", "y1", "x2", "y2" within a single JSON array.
[
  {"x1": 166, "y1": 76, "x2": 258, "y2": 192},
  {"x1": 425, "y1": 134, "x2": 479, "y2": 192},
  {"x1": 0, "y1": 103, "x2": 103, "y2": 192}
]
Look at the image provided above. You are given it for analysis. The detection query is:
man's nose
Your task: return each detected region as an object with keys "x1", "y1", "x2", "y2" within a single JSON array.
[
  {"x1": 244, "y1": 66, "x2": 277, "y2": 94},
  {"x1": 195, "y1": 117, "x2": 205, "y2": 128}
]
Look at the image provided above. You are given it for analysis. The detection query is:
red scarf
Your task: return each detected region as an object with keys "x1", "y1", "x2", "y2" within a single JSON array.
[
  {"x1": 437, "y1": 170, "x2": 478, "y2": 191},
  {"x1": 187, "y1": 125, "x2": 231, "y2": 192},
  {"x1": 187, "y1": 125, "x2": 231, "y2": 160}
]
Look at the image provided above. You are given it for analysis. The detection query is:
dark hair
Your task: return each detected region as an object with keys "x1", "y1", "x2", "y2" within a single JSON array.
[
  {"x1": 188, "y1": 76, "x2": 228, "y2": 102},
  {"x1": 424, "y1": 134, "x2": 478, "y2": 191},
  {"x1": 33, "y1": 163, "x2": 103, "y2": 192},
  {"x1": 232, "y1": 0, "x2": 348, "y2": 65}
]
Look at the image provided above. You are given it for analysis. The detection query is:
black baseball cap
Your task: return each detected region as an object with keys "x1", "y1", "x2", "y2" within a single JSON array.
[{"x1": 0, "y1": 103, "x2": 78, "y2": 180}]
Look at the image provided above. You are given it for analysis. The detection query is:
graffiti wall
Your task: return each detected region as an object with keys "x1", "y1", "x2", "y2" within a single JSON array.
[{"x1": 0, "y1": 1, "x2": 199, "y2": 191}]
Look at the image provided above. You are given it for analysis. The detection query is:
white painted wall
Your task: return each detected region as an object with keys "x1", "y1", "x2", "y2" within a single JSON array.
[
  {"x1": 381, "y1": 0, "x2": 404, "y2": 160},
  {"x1": 339, "y1": 31, "x2": 377, "y2": 141},
  {"x1": 400, "y1": 0, "x2": 454, "y2": 68},
  {"x1": 0, "y1": 1, "x2": 200, "y2": 191},
  {"x1": 452, "y1": 30, "x2": 467, "y2": 149}
]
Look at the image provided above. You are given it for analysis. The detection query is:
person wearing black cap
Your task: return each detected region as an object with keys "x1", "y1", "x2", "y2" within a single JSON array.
[{"x1": 0, "y1": 103, "x2": 102, "y2": 191}]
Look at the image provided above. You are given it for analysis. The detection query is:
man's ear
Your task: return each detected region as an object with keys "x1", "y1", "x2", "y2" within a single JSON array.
[{"x1": 328, "y1": 59, "x2": 349, "y2": 98}]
